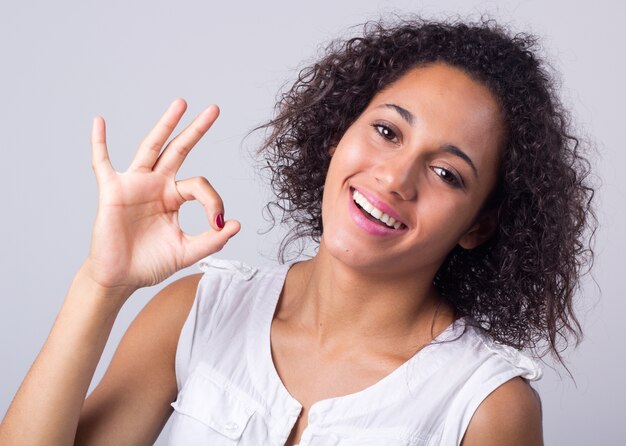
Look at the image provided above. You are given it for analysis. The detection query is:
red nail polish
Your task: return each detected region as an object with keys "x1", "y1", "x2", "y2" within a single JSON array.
[{"x1": 216, "y1": 213, "x2": 224, "y2": 229}]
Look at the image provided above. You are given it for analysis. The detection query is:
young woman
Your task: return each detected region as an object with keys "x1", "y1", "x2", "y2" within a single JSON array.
[{"x1": 0, "y1": 18, "x2": 593, "y2": 445}]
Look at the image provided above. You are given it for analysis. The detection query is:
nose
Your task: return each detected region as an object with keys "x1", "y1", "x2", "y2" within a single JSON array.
[{"x1": 372, "y1": 154, "x2": 418, "y2": 201}]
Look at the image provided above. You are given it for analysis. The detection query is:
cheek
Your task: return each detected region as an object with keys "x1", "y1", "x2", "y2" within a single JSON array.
[
  {"x1": 324, "y1": 146, "x2": 367, "y2": 188},
  {"x1": 342, "y1": 139, "x2": 372, "y2": 162},
  {"x1": 414, "y1": 199, "x2": 478, "y2": 248}
]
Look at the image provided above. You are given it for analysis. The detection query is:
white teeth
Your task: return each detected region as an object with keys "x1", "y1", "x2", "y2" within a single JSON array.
[{"x1": 352, "y1": 189, "x2": 403, "y2": 229}]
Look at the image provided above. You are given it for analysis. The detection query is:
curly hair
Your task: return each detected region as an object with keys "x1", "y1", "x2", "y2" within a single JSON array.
[{"x1": 257, "y1": 17, "x2": 595, "y2": 364}]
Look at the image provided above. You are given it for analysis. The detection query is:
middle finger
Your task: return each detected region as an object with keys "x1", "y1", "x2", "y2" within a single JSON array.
[
  {"x1": 130, "y1": 98, "x2": 188, "y2": 171},
  {"x1": 153, "y1": 104, "x2": 220, "y2": 176}
]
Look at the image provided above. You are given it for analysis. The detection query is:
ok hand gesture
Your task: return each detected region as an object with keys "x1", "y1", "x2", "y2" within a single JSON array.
[{"x1": 85, "y1": 99, "x2": 240, "y2": 293}]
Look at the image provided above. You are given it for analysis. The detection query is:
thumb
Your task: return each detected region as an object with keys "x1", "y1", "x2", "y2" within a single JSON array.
[{"x1": 181, "y1": 219, "x2": 241, "y2": 266}]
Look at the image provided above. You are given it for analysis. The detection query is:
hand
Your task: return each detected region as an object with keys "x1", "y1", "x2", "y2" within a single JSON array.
[{"x1": 84, "y1": 99, "x2": 240, "y2": 292}]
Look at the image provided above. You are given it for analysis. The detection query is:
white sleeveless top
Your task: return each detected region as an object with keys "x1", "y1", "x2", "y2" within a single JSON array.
[{"x1": 166, "y1": 257, "x2": 542, "y2": 446}]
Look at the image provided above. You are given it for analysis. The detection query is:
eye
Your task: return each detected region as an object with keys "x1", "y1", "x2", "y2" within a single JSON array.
[
  {"x1": 372, "y1": 123, "x2": 399, "y2": 144},
  {"x1": 431, "y1": 166, "x2": 463, "y2": 189}
]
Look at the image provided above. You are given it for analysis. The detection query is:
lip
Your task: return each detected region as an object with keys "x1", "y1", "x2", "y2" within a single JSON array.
[
  {"x1": 351, "y1": 186, "x2": 406, "y2": 226},
  {"x1": 348, "y1": 188, "x2": 407, "y2": 236}
]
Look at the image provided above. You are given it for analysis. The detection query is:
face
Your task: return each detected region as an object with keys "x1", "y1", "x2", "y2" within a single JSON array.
[{"x1": 319, "y1": 63, "x2": 505, "y2": 278}]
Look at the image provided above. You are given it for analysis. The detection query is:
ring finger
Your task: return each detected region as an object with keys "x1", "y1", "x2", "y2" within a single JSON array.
[{"x1": 153, "y1": 104, "x2": 220, "y2": 177}]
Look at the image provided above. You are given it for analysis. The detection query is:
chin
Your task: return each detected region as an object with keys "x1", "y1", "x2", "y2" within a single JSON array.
[
  {"x1": 319, "y1": 232, "x2": 400, "y2": 273},
  {"x1": 319, "y1": 231, "x2": 447, "y2": 281}
]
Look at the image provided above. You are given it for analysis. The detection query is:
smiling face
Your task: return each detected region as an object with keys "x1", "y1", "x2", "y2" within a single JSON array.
[{"x1": 319, "y1": 63, "x2": 506, "y2": 278}]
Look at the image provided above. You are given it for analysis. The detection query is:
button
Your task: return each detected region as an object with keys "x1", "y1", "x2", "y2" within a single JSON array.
[{"x1": 224, "y1": 421, "x2": 239, "y2": 431}]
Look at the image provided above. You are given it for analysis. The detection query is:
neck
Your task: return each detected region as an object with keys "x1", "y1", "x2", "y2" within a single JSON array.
[{"x1": 280, "y1": 242, "x2": 456, "y2": 352}]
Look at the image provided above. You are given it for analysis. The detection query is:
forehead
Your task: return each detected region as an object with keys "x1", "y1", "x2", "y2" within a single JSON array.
[{"x1": 369, "y1": 63, "x2": 505, "y2": 162}]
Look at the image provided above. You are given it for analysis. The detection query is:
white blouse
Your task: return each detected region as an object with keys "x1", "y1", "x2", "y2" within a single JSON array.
[{"x1": 166, "y1": 257, "x2": 542, "y2": 446}]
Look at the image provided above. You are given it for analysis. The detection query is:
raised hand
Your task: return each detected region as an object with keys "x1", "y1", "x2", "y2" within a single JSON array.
[{"x1": 84, "y1": 99, "x2": 240, "y2": 292}]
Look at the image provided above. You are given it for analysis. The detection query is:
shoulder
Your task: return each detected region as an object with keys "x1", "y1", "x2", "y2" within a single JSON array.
[
  {"x1": 461, "y1": 377, "x2": 543, "y2": 446},
  {"x1": 125, "y1": 273, "x2": 203, "y2": 356},
  {"x1": 191, "y1": 257, "x2": 289, "y2": 312},
  {"x1": 86, "y1": 273, "x2": 203, "y2": 383},
  {"x1": 146, "y1": 273, "x2": 203, "y2": 318},
  {"x1": 151, "y1": 273, "x2": 203, "y2": 306},
  {"x1": 76, "y1": 274, "x2": 203, "y2": 442}
]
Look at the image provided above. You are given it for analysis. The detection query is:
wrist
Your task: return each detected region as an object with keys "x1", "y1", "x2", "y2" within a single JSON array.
[{"x1": 75, "y1": 262, "x2": 137, "y2": 306}]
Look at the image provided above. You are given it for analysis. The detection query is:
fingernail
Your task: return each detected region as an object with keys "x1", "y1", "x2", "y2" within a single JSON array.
[{"x1": 216, "y1": 213, "x2": 224, "y2": 229}]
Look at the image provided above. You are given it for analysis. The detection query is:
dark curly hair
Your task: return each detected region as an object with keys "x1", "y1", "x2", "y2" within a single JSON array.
[{"x1": 256, "y1": 17, "x2": 595, "y2": 365}]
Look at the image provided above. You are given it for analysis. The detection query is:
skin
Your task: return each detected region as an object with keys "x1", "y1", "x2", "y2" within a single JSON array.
[
  {"x1": 0, "y1": 100, "x2": 240, "y2": 444},
  {"x1": 0, "y1": 64, "x2": 542, "y2": 445},
  {"x1": 273, "y1": 63, "x2": 540, "y2": 445}
]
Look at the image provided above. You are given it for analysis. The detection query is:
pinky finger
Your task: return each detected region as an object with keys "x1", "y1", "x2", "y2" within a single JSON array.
[{"x1": 91, "y1": 116, "x2": 116, "y2": 183}]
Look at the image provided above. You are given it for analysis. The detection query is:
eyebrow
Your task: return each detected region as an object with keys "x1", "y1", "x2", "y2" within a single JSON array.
[
  {"x1": 441, "y1": 144, "x2": 478, "y2": 178},
  {"x1": 379, "y1": 102, "x2": 479, "y2": 178},
  {"x1": 380, "y1": 103, "x2": 415, "y2": 126}
]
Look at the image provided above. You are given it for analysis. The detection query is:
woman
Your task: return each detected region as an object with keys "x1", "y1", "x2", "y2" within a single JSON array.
[{"x1": 0, "y1": 18, "x2": 593, "y2": 445}]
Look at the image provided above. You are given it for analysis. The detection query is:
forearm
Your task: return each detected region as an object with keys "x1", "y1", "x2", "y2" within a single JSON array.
[
  {"x1": 0, "y1": 267, "x2": 134, "y2": 445},
  {"x1": 0, "y1": 100, "x2": 235, "y2": 444}
]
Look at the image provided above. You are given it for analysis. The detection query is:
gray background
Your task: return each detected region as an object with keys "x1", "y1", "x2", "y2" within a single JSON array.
[{"x1": 0, "y1": 0, "x2": 623, "y2": 444}]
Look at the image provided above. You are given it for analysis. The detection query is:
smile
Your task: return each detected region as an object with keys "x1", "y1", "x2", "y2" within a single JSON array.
[{"x1": 352, "y1": 189, "x2": 406, "y2": 230}]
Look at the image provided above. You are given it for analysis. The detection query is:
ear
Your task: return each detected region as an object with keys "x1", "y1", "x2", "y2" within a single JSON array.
[
  {"x1": 328, "y1": 145, "x2": 337, "y2": 156},
  {"x1": 458, "y1": 209, "x2": 498, "y2": 250}
]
